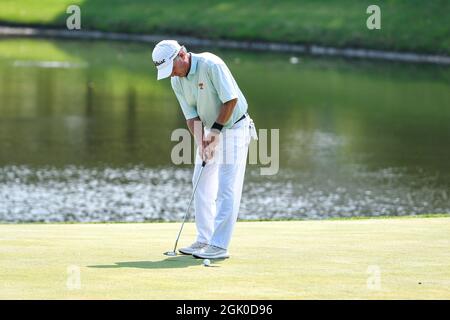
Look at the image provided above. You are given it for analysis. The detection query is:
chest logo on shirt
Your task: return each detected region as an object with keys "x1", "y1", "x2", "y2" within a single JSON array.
[{"x1": 198, "y1": 83, "x2": 204, "y2": 90}]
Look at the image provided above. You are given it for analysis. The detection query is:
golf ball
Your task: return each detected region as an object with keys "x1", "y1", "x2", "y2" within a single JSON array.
[{"x1": 203, "y1": 259, "x2": 211, "y2": 267}]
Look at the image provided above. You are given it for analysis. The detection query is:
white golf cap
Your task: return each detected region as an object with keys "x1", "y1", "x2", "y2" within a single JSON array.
[{"x1": 152, "y1": 40, "x2": 182, "y2": 80}]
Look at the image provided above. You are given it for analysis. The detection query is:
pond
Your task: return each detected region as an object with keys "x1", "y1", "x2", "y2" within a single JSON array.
[{"x1": 0, "y1": 38, "x2": 449, "y2": 222}]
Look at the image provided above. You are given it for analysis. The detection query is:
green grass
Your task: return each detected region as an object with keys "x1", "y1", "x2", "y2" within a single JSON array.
[
  {"x1": 1, "y1": 217, "x2": 449, "y2": 299},
  {"x1": 0, "y1": 0, "x2": 449, "y2": 54}
]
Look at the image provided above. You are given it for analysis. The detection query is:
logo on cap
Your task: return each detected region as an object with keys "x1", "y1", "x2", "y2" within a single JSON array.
[{"x1": 153, "y1": 59, "x2": 166, "y2": 67}]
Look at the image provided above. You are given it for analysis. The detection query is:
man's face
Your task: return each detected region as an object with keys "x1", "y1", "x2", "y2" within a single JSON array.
[{"x1": 171, "y1": 51, "x2": 189, "y2": 77}]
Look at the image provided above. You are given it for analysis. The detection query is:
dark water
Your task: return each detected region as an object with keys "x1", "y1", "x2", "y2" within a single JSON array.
[{"x1": 0, "y1": 38, "x2": 449, "y2": 222}]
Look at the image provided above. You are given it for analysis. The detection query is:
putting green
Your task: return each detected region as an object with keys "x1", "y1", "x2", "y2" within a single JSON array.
[{"x1": 0, "y1": 217, "x2": 449, "y2": 299}]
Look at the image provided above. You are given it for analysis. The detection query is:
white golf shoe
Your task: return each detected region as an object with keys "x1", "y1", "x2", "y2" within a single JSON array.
[
  {"x1": 178, "y1": 241, "x2": 208, "y2": 255},
  {"x1": 192, "y1": 245, "x2": 229, "y2": 259}
]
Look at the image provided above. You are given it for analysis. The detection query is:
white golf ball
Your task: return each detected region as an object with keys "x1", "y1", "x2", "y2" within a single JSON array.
[{"x1": 203, "y1": 259, "x2": 211, "y2": 267}]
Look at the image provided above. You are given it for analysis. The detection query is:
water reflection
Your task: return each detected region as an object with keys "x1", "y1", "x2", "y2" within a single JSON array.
[{"x1": 0, "y1": 38, "x2": 449, "y2": 222}]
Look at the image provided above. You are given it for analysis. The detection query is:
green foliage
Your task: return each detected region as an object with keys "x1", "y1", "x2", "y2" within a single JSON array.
[{"x1": 0, "y1": 0, "x2": 449, "y2": 53}]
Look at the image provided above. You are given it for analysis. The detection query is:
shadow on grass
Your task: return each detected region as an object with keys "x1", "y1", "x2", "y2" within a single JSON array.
[{"x1": 88, "y1": 256, "x2": 225, "y2": 269}]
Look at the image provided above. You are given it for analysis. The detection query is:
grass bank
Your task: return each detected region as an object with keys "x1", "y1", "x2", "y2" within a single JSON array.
[
  {"x1": 0, "y1": 1, "x2": 449, "y2": 54},
  {"x1": 1, "y1": 217, "x2": 449, "y2": 299}
]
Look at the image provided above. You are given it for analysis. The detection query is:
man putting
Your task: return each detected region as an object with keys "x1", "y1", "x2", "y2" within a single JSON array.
[{"x1": 152, "y1": 40, "x2": 257, "y2": 259}]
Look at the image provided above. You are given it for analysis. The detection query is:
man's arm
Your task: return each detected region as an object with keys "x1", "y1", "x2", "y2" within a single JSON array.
[
  {"x1": 202, "y1": 98, "x2": 238, "y2": 161},
  {"x1": 214, "y1": 98, "x2": 238, "y2": 125},
  {"x1": 203, "y1": 62, "x2": 240, "y2": 160},
  {"x1": 186, "y1": 116, "x2": 204, "y2": 148},
  {"x1": 188, "y1": 98, "x2": 237, "y2": 149}
]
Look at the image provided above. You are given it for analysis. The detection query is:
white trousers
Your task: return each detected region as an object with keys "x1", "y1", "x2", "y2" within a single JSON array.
[{"x1": 193, "y1": 116, "x2": 256, "y2": 249}]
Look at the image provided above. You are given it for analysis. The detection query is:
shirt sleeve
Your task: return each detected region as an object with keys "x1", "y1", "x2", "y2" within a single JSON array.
[
  {"x1": 208, "y1": 63, "x2": 239, "y2": 103},
  {"x1": 171, "y1": 78, "x2": 199, "y2": 120}
]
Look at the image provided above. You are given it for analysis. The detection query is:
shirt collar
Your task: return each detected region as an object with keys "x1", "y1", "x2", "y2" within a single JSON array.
[{"x1": 187, "y1": 53, "x2": 198, "y2": 79}]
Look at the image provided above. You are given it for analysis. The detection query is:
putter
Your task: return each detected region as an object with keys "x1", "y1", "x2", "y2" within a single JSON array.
[{"x1": 164, "y1": 160, "x2": 206, "y2": 256}]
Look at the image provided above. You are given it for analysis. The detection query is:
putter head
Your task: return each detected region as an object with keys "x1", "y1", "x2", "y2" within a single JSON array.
[{"x1": 164, "y1": 251, "x2": 177, "y2": 256}]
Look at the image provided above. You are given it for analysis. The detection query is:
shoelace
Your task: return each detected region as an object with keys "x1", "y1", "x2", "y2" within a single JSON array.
[
  {"x1": 206, "y1": 245, "x2": 223, "y2": 251},
  {"x1": 191, "y1": 242, "x2": 206, "y2": 249}
]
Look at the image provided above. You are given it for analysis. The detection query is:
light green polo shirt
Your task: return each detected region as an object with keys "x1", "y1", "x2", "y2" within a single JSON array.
[{"x1": 171, "y1": 52, "x2": 248, "y2": 129}]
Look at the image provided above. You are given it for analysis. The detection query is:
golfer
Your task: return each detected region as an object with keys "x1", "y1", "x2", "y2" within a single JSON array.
[{"x1": 152, "y1": 40, "x2": 257, "y2": 259}]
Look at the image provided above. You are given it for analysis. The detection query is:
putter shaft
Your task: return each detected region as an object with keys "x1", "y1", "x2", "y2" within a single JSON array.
[{"x1": 171, "y1": 160, "x2": 206, "y2": 253}]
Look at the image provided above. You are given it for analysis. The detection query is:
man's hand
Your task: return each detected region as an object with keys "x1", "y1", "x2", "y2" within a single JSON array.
[
  {"x1": 202, "y1": 130, "x2": 220, "y2": 161},
  {"x1": 197, "y1": 139, "x2": 207, "y2": 162}
]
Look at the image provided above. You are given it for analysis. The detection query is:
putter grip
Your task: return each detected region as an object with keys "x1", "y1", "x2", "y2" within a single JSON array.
[{"x1": 201, "y1": 160, "x2": 206, "y2": 167}]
